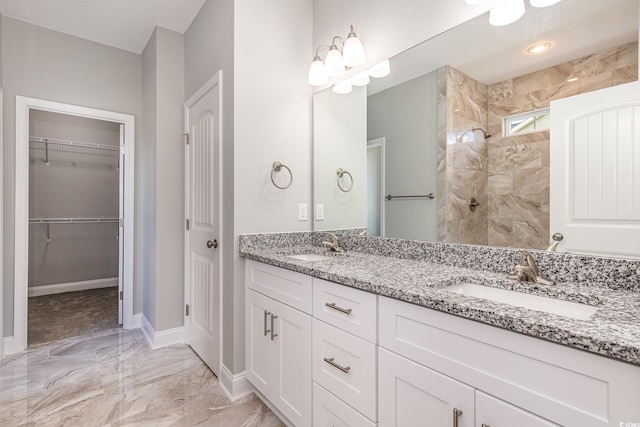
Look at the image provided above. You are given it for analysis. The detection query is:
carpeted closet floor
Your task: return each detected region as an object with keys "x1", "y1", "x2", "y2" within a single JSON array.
[{"x1": 28, "y1": 287, "x2": 120, "y2": 347}]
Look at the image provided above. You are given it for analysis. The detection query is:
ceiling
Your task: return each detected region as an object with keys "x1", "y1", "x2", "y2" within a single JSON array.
[
  {"x1": 368, "y1": 0, "x2": 638, "y2": 95},
  {"x1": 0, "y1": 0, "x2": 207, "y2": 54}
]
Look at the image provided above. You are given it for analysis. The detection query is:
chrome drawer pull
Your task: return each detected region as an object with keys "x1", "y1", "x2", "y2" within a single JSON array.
[
  {"x1": 263, "y1": 310, "x2": 271, "y2": 336},
  {"x1": 325, "y1": 302, "x2": 352, "y2": 315},
  {"x1": 270, "y1": 314, "x2": 278, "y2": 341},
  {"x1": 453, "y1": 408, "x2": 463, "y2": 427},
  {"x1": 481, "y1": 424, "x2": 491, "y2": 427},
  {"x1": 323, "y1": 357, "x2": 351, "y2": 373}
]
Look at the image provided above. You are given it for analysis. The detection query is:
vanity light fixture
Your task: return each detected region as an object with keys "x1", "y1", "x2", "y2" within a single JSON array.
[
  {"x1": 351, "y1": 70, "x2": 370, "y2": 86},
  {"x1": 526, "y1": 42, "x2": 552, "y2": 54},
  {"x1": 333, "y1": 80, "x2": 353, "y2": 94},
  {"x1": 475, "y1": 0, "x2": 563, "y2": 27},
  {"x1": 368, "y1": 60, "x2": 391, "y2": 78},
  {"x1": 489, "y1": 0, "x2": 526, "y2": 26},
  {"x1": 308, "y1": 25, "x2": 366, "y2": 86}
]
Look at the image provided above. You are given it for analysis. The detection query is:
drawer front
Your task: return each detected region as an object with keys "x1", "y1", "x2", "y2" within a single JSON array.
[
  {"x1": 312, "y1": 319, "x2": 377, "y2": 421},
  {"x1": 313, "y1": 278, "x2": 377, "y2": 343},
  {"x1": 245, "y1": 259, "x2": 312, "y2": 313},
  {"x1": 313, "y1": 383, "x2": 376, "y2": 427},
  {"x1": 379, "y1": 296, "x2": 640, "y2": 427}
]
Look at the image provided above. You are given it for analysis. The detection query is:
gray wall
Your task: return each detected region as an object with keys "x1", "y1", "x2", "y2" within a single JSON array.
[
  {"x1": 153, "y1": 27, "x2": 185, "y2": 332},
  {"x1": 368, "y1": 71, "x2": 439, "y2": 241},
  {"x1": 28, "y1": 110, "x2": 119, "y2": 286},
  {"x1": 2, "y1": 16, "x2": 142, "y2": 336},
  {"x1": 314, "y1": 86, "x2": 367, "y2": 230},
  {"x1": 141, "y1": 30, "x2": 158, "y2": 328},
  {"x1": 141, "y1": 27, "x2": 185, "y2": 332}
]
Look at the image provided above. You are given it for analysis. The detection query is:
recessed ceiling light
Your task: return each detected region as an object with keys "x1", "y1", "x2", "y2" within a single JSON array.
[{"x1": 526, "y1": 42, "x2": 552, "y2": 54}]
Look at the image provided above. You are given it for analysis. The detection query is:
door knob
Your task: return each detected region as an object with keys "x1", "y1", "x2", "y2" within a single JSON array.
[{"x1": 207, "y1": 239, "x2": 218, "y2": 249}]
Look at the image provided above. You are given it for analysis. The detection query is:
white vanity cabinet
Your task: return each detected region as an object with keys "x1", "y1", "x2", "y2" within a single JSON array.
[
  {"x1": 245, "y1": 260, "x2": 312, "y2": 427},
  {"x1": 378, "y1": 296, "x2": 640, "y2": 427}
]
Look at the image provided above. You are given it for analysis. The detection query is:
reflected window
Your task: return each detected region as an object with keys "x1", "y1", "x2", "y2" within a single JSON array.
[{"x1": 503, "y1": 108, "x2": 550, "y2": 136}]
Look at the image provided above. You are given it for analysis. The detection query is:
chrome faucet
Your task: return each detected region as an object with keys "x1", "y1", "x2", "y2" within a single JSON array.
[
  {"x1": 546, "y1": 232, "x2": 564, "y2": 252},
  {"x1": 322, "y1": 232, "x2": 346, "y2": 253},
  {"x1": 507, "y1": 250, "x2": 556, "y2": 286}
]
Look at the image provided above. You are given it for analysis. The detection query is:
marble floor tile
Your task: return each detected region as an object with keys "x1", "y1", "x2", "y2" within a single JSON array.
[{"x1": 0, "y1": 329, "x2": 285, "y2": 427}]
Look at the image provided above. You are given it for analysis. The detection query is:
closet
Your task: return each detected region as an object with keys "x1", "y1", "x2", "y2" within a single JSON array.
[{"x1": 27, "y1": 110, "x2": 121, "y2": 346}]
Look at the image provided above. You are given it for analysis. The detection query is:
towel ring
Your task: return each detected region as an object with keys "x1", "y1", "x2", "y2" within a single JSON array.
[
  {"x1": 271, "y1": 161, "x2": 293, "y2": 189},
  {"x1": 336, "y1": 168, "x2": 353, "y2": 192}
]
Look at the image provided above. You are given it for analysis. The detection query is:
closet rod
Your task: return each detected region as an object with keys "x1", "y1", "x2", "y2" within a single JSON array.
[
  {"x1": 29, "y1": 217, "x2": 119, "y2": 224},
  {"x1": 29, "y1": 136, "x2": 120, "y2": 152}
]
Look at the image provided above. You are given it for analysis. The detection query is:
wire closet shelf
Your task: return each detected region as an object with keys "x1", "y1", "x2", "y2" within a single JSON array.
[
  {"x1": 29, "y1": 136, "x2": 120, "y2": 153},
  {"x1": 29, "y1": 217, "x2": 119, "y2": 224}
]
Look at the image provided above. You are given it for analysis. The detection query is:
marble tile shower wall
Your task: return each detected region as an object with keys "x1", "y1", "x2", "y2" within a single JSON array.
[
  {"x1": 443, "y1": 66, "x2": 489, "y2": 246},
  {"x1": 239, "y1": 232, "x2": 640, "y2": 292},
  {"x1": 487, "y1": 41, "x2": 638, "y2": 249}
]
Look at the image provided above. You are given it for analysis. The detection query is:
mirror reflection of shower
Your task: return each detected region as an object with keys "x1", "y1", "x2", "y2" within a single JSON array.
[{"x1": 456, "y1": 127, "x2": 492, "y2": 143}]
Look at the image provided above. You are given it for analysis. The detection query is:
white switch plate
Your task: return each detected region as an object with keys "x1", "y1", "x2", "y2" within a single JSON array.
[
  {"x1": 315, "y1": 204, "x2": 325, "y2": 220},
  {"x1": 298, "y1": 203, "x2": 308, "y2": 221}
]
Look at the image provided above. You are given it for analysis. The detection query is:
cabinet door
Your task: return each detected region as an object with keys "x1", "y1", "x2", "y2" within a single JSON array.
[
  {"x1": 476, "y1": 391, "x2": 559, "y2": 427},
  {"x1": 379, "y1": 348, "x2": 474, "y2": 427},
  {"x1": 273, "y1": 298, "x2": 312, "y2": 427},
  {"x1": 245, "y1": 289, "x2": 276, "y2": 397}
]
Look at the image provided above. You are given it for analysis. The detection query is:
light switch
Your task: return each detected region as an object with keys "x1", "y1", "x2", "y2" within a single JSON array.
[
  {"x1": 315, "y1": 204, "x2": 325, "y2": 221},
  {"x1": 298, "y1": 203, "x2": 308, "y2": 221}
]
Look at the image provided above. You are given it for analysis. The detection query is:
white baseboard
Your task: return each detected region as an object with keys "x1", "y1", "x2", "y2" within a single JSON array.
[
  {"x1": 140, "y1": 314, "x2": 184, "y2": 349},
  {"x1": 220, "y1": 364, "x2": 254, "y2": 402},
  {"x1": 28, "y1": 277, "x2": 118, "y2": 297},
  {"x1": 3, "y1": 336, "x2": 14, "y2": 356}
]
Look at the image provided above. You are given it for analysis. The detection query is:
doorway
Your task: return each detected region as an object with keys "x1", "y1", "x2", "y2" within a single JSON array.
[{"x1": 14, "y1": 97, "x2": 135, "y2": 353}]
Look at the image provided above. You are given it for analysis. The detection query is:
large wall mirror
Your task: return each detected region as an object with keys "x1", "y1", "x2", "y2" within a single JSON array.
[{"x1": 313, "y1": 0, "x2": 639, "y2": 255}]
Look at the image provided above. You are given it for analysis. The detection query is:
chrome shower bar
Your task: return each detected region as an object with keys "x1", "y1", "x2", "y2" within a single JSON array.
[{"x1": 385, "y1": 193, "x2": 435, "y2": 200}]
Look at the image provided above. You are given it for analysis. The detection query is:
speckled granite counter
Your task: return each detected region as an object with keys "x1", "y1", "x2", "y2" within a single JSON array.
[{"x1": 239, "y1": 234, "x2": 640, "y2": 366}]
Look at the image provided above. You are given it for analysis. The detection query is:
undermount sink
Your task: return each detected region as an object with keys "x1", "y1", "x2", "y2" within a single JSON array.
[
  {"x1": 445, "y1": 283, "x2": 599, "y2": 320},
  {"x1": 287, "y1": 253, "x2": 333, "y2": 262}
]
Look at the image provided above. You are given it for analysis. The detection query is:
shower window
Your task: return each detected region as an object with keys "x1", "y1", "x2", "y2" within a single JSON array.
[{"x1": 503, "y1": 108, "x2": 550, "y2": 136}]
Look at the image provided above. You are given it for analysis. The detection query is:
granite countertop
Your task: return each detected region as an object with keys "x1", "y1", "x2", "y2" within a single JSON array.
[{"x1": 240, "y1": 245, "x2": 640, "y2": 366}]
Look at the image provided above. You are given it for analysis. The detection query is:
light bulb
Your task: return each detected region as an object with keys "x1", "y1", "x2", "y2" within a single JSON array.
[
  {"x1": 343, "y1": 26, "x2": 365, "y2": 67},
  {"x1": 351, "y1": 70, "x2": 370, "y2": 86},
  {"x1": 308, "y1": 57, "x2": 328, "y2": 86},
  {"x1": 325, "y1": 47, "x2": 345, "y2": 77},
  {"x1": 368, "y1": 59, "x2": 390, "y2": 78},
  {"x1": 332, "y1": 80, "x2": 353, "y2": 94},
  {"x1": 489, "y1": 0, "x2": 525, "y2": 26},
  {"x1": 529, "y1": 0, "x2": 562, "y2": 6}
]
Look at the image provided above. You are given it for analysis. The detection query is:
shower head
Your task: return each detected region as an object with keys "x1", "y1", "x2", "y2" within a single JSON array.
[
  {"x1": 472, "y1": 127, "x2": 492, "y2": 139},
  {"x1": 456, "y1": 127, "x2": 492, "y2": 142}
]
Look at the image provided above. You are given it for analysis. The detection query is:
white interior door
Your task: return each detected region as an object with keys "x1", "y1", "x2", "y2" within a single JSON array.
[
  {"x1": 550, "y1": 81, "x2": 640, "y2": 258},
  {"x1": 184, "y1": 73, "x2": 222, "y2": 375}
]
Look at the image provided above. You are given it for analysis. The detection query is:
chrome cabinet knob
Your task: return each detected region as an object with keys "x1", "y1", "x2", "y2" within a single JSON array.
[{"x1": 207, "y1": 239, "x2": 218, "y2": 249}]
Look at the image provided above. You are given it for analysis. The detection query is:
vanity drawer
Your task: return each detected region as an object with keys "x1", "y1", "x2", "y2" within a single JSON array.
[
  {"x1": 313, "y1": 383, "x2": 376, "y2": 427},
  {"x1": 313, "y1": 278, "x2": 377, "y2": 343},
  {"x1": 312, "y1": 319, "x2": 377, "y2": 421},
  {"x1": 245, "y1": 259, "x2": 312, "y2": 314}
]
